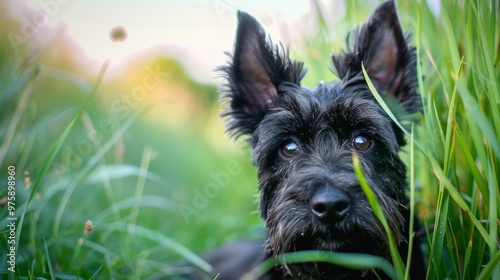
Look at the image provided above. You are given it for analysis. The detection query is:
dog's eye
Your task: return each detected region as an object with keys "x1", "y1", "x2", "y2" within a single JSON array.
[
  {"x1": 353, "y1": 134, "x2": 372, "y2": 151},
  {"x1": 281, "y1": 140, "x2": 299, "y2": 158}
]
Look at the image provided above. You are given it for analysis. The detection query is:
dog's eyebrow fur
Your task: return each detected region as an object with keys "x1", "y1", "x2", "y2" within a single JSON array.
[{"x1": 323, "y1": 92, "x2": 400, "y2": 153}]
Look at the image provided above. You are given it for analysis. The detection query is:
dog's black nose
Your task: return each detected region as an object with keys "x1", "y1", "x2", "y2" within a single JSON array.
[{"x1": 311, "y1": 187, "x2": 350, "y2": 221}]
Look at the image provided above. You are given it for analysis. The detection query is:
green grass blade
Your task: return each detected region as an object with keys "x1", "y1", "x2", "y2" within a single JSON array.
[
  {"x1": 128, "y1": 145, "x2": 153, "y2": 236},
  {"x1": 88, "y1": 265, "x2": 104, "y2": 280},
  {"x1": 456, "y1": 82, "x2": 500, "y2": 161},
  {"x1": 441, "y1": 1, "x2": 461, "y2": 71},
  {"x1": 415, "y1": 1, "x2": 426, "y2": 109},
  {"x1": 442, "y1": 56, "x2": 464, "y2": 174},
  {"x1": 353, "y1": 153, "x2": 404, "y2": 280},
  {"x1": 455, "y1": 126, "x2": 488, "y2": 204},
  {"x1": 429, "y1": 157, "x2": 490, "y2": 242},
  {"x1": 92, "y1": 196, "x2": 175, "y2": 224},
  {"x1": 477, "y1": 250, "x2": 500, "y2": 280},
  {"x1": 404, "y1": 125, "x2": 416, "y2": 280},
  {"x1": 14, "y1": 59, "x2": 109, "y2": 257},
  {"x1": 487, "y1": 149, "x2": 499, "y2": 278},
  {"x1": 86, "y1": 164, "x2": 172, "y2": 187},
  {"x1": 0, "y1": 67, "x2": 40, "y2": 166},
  {"x1": 361, "y1": 64, "x2": 409, "y2": 136},
  {"x1": 243, "y1": 251, "x2": 397, "y2": 280},
  {"x1": 52, "y1": 113, "x2": 135, "y2": 239},
  {"x1": 463, "y1": 234, "x2": 473, "y2": 277},
  {"x1": 110, "y1": 224, "x2": 212, "y2": 273},
  {"x1": 43, "y1": 237, "x2": 56, "y2": 280},
  {"x1": 427, "y1": 186, "x2": 449, "y2": 279}
]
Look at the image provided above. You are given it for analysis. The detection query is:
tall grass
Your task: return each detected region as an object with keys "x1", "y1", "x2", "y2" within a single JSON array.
[
  {"x1": 0, "y1": 19, "x2": 258, "y2": 280},
  {"x1": 413, "y1": 0, "x2": 499, "y2": 279},
  {"x1": 1, "y1": 0, "x2": 498, "y2": 279}
]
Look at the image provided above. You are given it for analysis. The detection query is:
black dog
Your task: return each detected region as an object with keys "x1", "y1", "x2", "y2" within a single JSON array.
[{"x1": 189, "y1": 1, "x2": 425, "y2": 279}]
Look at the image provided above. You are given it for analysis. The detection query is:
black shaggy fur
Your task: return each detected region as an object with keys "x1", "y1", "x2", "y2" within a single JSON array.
[{"x1": 210, "y1": 1, "x2": 425, "y2": 279}]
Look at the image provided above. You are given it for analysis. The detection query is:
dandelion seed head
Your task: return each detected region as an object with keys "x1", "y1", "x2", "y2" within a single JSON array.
[
  {"x1": 85, "y1": 220, "x2": 94, "y2": 235},
  {"x1": 109, "y1": 26, "x2": 127, "y2": 42}
]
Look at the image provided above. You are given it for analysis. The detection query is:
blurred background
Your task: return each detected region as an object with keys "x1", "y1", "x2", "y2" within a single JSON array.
[{"x1": 2, "y1": 0, "x2": 499, "y2": 279}]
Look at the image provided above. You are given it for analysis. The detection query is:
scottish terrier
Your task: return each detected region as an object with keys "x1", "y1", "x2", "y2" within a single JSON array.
[{"x1": 201, "y1": 1, "x2": 425, "y2": 279}]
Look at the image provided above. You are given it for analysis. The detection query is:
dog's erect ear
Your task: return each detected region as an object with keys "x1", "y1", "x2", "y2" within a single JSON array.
[
  {"x1": 219, "y1": 11, "x2": 305, "y2": 137},
  {"x1": 332, "y1": 1, "x2": 420, "y2": 113}
]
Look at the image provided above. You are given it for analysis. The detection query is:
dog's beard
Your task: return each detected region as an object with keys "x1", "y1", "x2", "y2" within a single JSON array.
[{"x1": 263, "y1": 178, "x2": 406, "y2": 279}]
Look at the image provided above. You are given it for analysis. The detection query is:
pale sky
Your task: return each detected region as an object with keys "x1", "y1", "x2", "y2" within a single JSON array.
[
  {"x1": 15, "y1": 0, "x2": 440, "y2": 83},
  {"x1": 19, "y1": 0, "x2": 333, "y2": 82}
]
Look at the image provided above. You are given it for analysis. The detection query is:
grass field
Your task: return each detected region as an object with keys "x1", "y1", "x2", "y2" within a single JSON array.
[{"x1": 0, "y1": 0, "x2": 499, "y2": 279}]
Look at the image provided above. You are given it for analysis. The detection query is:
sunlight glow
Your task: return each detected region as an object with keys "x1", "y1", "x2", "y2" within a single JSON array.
[{"x1": 18, "y1": 0, "x2": 333, "y2": 82}]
